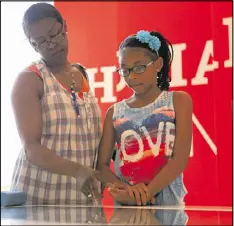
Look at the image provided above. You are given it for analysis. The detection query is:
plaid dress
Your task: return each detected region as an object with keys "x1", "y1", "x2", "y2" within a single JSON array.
[{"x1": 10, "y1": 60, "x2": 102, "y2": 205}]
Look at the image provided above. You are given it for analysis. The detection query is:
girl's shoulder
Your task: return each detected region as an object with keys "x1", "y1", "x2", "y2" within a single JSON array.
[{"x1": 172, "y1": 91, "x2": 192, "y2": 106}]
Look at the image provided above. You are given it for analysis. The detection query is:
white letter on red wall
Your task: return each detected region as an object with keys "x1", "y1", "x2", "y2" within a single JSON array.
[
  {"x1": 191, "y1": 40, "x2": 219, "y2": 85},
  {"x1": 223, "y1": 17, "x2": 232, "y2": 68},
  {"x1": 87, "y1": 66, "x2": 117, "y2": 103},
  {"x1": 170, "y1": 43, "x2": 188, "y2": 87}
]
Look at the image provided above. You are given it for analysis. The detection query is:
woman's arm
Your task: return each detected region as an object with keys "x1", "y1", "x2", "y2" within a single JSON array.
[
  {"x1": 96, "y1": 106, "x2": 125, "y2": 185},
  {"x1": 11, "y1": 71, "x2": 95, "y2": 179},
  {"x1": 147, "y1": 91, "x2": 193, "y2": 196}
]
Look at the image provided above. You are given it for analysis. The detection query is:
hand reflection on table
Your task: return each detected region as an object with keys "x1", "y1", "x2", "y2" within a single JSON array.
[
  {"x1": 110, "y1": 208, "x2": 161, "y2": 225},
  {"x1": 27, "y1": 205, "x2": 106, "y2": 224},
  {"x1": 109, "y1": 206, "x2": 188, "y2": 225},
  {"x1": 1, "y1": 205, "x2": 107, "y2": 224}
]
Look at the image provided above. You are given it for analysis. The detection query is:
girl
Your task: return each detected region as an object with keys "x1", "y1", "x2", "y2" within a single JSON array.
[{"x1": 97, "y1": 30, "x2": 192, "y2": 206}]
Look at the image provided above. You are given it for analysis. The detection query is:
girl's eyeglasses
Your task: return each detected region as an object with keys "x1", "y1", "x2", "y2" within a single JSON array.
[{"x1": 116, "y1": 61, "x2": 155, "y2": 77}]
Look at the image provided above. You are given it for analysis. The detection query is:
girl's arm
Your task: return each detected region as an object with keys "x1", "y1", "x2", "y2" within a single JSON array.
[
  {"x1": 97, "y1": 106, "x2": 125, "y2": 186},
  {"x1": 147, "y1": 91, "x2": 193, "y2": 196}
]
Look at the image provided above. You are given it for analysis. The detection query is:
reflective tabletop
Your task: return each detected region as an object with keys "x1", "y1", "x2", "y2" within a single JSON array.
[{"x1": 1, "y1": 204, "x2": 232, "y2": 225}]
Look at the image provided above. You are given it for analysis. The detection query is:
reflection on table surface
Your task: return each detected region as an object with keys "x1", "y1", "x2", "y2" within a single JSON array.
[{"x1": 1, "y1": 205, "x2": 232, "y2": 225}]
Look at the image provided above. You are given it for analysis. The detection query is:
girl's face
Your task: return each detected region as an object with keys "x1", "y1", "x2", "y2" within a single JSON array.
[{"x1": 118, "y1": 47, "x2": 163, "y2": 95}]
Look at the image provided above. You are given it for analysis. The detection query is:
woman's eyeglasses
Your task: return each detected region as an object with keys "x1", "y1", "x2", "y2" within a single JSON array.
[{"x1": 29, "y1": 21, "x2": 66, "y2": 51}]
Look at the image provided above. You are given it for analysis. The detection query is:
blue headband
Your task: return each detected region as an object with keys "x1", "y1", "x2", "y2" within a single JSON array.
[{"x1": 136, "y1": 30, "x2": 161, "y2": 53}]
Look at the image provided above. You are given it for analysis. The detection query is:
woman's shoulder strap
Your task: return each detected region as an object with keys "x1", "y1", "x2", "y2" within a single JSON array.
[{"x1": 72, "y1": 63, "x2": 89, "y2": 82}]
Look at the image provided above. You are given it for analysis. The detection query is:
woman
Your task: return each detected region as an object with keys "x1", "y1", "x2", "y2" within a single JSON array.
[{"x1": 10, "y1": 3, "x2": 103, "y2": 205}]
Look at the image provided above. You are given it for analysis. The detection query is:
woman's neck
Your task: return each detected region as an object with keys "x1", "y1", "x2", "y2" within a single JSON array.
[{"x1": 44, "y1": 60, "x2": 71, "y2": 74}]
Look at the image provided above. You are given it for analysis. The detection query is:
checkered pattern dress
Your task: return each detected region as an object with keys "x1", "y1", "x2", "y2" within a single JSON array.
[{"x1": 10, "y1": 60, "x2": 102, "y2": 205}]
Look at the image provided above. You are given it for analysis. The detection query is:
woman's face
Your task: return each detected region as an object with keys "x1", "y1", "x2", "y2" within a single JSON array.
[{"x1": 28, "y1": 17, "x2": 68, "y2": 66}]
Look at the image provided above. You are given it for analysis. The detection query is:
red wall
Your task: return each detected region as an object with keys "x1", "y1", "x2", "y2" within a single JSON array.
[{"x1": 55, "y1": 2, "x2": 232, "y2": 207}]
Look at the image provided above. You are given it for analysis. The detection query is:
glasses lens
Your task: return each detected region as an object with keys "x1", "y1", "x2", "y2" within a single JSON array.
[
  {"x1": 133, "y1": 65, "x2": 146, "y2": 74},
  {"x1": 118, "y1": 69, "x2": 129, "y2": 77},
  {"x1": 51, "y1": 32, "x2": 65, "y2": 44}
]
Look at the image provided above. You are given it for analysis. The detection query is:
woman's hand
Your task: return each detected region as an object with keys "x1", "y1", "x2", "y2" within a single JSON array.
[{"x1": 75, "y1": 165, "x2": 102, "y2": 201}]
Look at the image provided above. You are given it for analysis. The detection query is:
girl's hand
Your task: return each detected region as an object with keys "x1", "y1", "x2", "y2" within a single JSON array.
[
  {"x1": 101, "y1": 180, "x2": 126, "y2": 195},
  {"x1": 127, "y1": 183, "x2": 155, "y2": 206},
  {"x1": 108, "y1": 186, "x2": 137, "y2": 206},
  {"x1": 112, "y1": 182, "x2": 155, "y2": 205}
]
